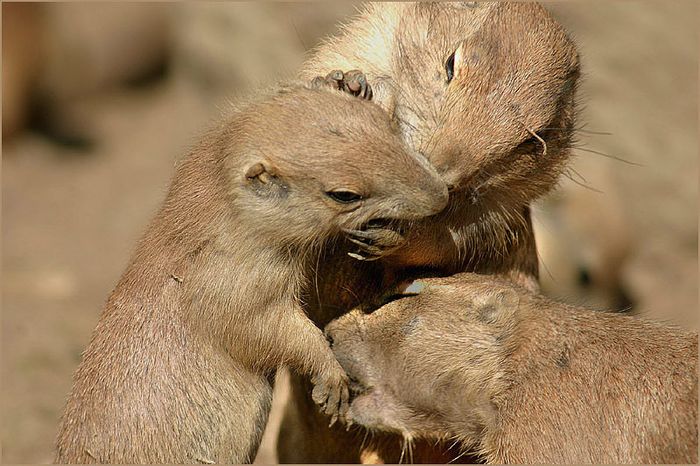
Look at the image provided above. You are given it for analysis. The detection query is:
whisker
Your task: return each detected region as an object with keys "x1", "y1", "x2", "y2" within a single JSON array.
[
  {"x1": 448, "y1": 445, "x2": 470, "y2": 464},
  {"x1": 572, "y1": 146, "x2": 642, "y2": 166},
  {"x1": 576, "y1": 122, "x2": 614, "y2": 136},
  {"x1": 518, "y1": 120, "x2": 547, "y2": 156},
  {"x1": 567, "y1": 166, "x2": 589, "y2": 184},
  {"x1": 526, "y1": 127, "x2": 547, "y2": 156},
  {"x1": 542, "y1": 125, "x2": 613, "y2": 136},
  {"x1": 360, "y1": 428, "x2": 369, "y2": 451},
  {"x1": 563, "y1": 169, "x2": 604, "y2": 193}
]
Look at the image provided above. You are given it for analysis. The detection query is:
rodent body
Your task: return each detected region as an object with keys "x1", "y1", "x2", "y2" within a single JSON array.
[
  {"x1": 280, "y1": 2, "x2": 580, "y2": 462},
  {"x1": 327, "y1": 273, "x2": 699, "y2": 464},
  {"x1": 54, "y1": 85, "x2": 448, "y2": 463}
]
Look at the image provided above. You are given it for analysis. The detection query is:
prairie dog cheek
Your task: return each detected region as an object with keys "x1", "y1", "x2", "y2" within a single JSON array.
[{"x1": 348, "y1": 389, "x2": 408, "y2": 433}]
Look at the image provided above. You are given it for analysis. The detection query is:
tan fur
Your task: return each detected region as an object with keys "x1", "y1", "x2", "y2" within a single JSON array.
[
  {"x1": 54, "y1": 85, "x2": 448, "y2": 463},
  {"x1": 327, "y1": 273, "x2": 698, "y2": 464},
  {"x1": 280, "y1": 2, "x2": 580, "y2": 462}
]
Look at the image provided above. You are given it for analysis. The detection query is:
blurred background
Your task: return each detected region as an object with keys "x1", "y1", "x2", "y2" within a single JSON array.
[{"x1": 2, "y1": 1, "x2": 697, "y2": 462}]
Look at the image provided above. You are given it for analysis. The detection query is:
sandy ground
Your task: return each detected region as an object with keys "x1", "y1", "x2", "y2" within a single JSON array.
[{"x1": 2, "y1": 2, "x2": 697, "y2": 463}]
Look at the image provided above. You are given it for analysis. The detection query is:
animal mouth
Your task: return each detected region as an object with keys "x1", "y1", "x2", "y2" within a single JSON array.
[
  {"x1": 445, "y1": 168, "x2": 490, "y2": 206},
  {"x1": 348, "y1": 374, "x2": 371, "y2": 396},
  {"x1": 343, "y1": 218, "x2": 408, "y2": 261}
]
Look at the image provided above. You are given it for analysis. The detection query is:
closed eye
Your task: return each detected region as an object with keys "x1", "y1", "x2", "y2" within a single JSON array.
[
  {"x1": 326, "y1": 190, "x2": 363, "y2": 204},
  {"x1": 516, "y1": 130, "x2": 550, "y2": 156},
  {"x1": 518, "y1": 137, "x2": 539, "y2": 150},
  {"x1": 445, "y1": 50, "x2": 456, "y2": 83}
]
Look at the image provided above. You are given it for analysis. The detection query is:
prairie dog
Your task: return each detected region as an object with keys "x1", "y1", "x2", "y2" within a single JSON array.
[
  {"x1": 327, "y1": 273, "x2": 698, "y2": 464},
  {"x1": 280, "y1": 2, "x2": 580, "y2": 462},
  {"x1": 54, "y1": 85, "x2": 448, "y2": 463},
  {"x1": 302, "y1": 2, "x2": 579, "y2": 279}
]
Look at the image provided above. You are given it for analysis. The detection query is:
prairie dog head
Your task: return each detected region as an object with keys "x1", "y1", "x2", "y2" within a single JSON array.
[
  {"x1": 325, "y1": 273, "x2": 522, "y2": 441},
  {"x1": 226, "y1": 86, "x2": 449, "y2": 253},
  {"x1": 389, "y1": 2, "x2": 580, "y2": 209}
]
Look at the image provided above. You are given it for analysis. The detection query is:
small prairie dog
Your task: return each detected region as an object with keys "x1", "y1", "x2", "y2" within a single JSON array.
[
  {"x1": 327, "y1": 273, "x2": 698, "y2": 464},
  {"x1": 54, "y1": 85, "x2": 448, "y2": 463}
]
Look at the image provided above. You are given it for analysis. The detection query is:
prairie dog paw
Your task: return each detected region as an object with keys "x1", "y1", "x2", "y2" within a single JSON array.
[
  {"x1": 343, "y1": 226, "x2": 406, "y2": 261},
  {"x1": 311, "y1": 365, "x2": 350, "y2": 427},
  {"x1": 342, "y1": 70, "x2": 373, "y2": 100},
  {"x1": 309, "y1": 69, "x2": 373, "y2": 101}
]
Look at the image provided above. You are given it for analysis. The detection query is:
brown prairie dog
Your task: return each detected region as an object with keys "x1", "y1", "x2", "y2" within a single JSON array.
[
  {"x1": 280, "y1": 3, "x2": 580, "y2": 462},
  {"x1": 302, "y1": 2, "x2": 579, "y2": 281},
  {"x1": 327, "y1": 273, "x2": 698, "y2": 464},
  {"x1": 54, "y1": 85, "x2": 448, "y2": 463}
]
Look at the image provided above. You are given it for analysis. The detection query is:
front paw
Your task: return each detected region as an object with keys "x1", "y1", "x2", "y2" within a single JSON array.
[
  {"x1": 343, "y1": 227, "x2": 406, "y2": 261},
  {"x1": 311, "y1": 365, "x2": 350, "y2": 427},
  {"x1": 309, "y1": 69, "x2": 373, "y2": 100}
]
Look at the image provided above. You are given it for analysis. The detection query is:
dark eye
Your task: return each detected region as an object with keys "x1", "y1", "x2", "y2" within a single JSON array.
[
  {"x1": 519, "y1": 136, "x2": 538, "y2": 149},
  {"x1": 445, "y1": 51, "x2": 456, "y2": 83},
  {"x1": 517, "y1": 131, "x2": 548, "y2": 155},
  {"x1": 326, "y1": 190, "x2": 363, "y2": 204}
]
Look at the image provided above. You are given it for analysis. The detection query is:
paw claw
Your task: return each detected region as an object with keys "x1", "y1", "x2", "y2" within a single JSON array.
[
  {"x1": 343, "y1": 70, "x2": 372, "y2": 100},
  {"x1": 311, "y1": 367, "x2": 350, "y2": 426},
  {"x1": 343, "y1": 227, "x2": 405, "y2": 260},
  {"x1": 309, "y1": 69, "x2": 373, "y2": 101},
  {"x1": 347, "y1": 252, "x2": 368, "y2": 261},
  {"x1": 327, "y1": 69, "x2": 345, "y2": 82}
]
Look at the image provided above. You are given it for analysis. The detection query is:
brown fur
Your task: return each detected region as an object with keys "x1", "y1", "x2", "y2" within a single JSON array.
[
  {"x1": 280, "y1": 2, "x2": 580, "y2": 462},
  {"x1": 54, "y1": 85, "x2": 448, "y2": 463},
  {"x1": 327, "y1": 273, "x2": 699, "y2": 464}
]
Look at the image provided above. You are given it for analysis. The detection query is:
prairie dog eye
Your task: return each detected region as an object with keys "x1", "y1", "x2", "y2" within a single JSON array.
[
  {"x1": 326, "y1": 190, "x2": 363, "y2": 204},
  {"x1": 445, "y1": 44, "x2": 467, "y2": 84},
  {"x1": 445, "y1": 51, "x2": 456, "y2": 83}
]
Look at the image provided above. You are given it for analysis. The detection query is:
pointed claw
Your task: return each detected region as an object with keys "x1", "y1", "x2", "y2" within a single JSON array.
[
  {"x1": 346, "y1": 236, "x2": 384, "y2": 255},
  {"x1": 341, "y1": 228, "x2": 369, "y2": 238},
  {"x1": 343, "y1": 227, "x2": 404, "y2": 243},
  {"x1": 327, "y1": 69, "x2": 344, "y2": 82},
  {"x1": 348, "y1": 251, "x2": 382, "y2": 262},
  {"x1": 364, "y1": 83, "x2": 373, "y2": 100},
  {"x1": 343, "y1": 70, "x2": 372, "y2": 101}
]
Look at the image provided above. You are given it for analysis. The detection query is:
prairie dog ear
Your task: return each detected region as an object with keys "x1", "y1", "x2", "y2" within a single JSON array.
[
  {"x1": 244, "y1": 161, "x2": 288, "y2": 197},
  {"x1": 244, "y1": 161, "x2": 274, "y2": 182}
]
